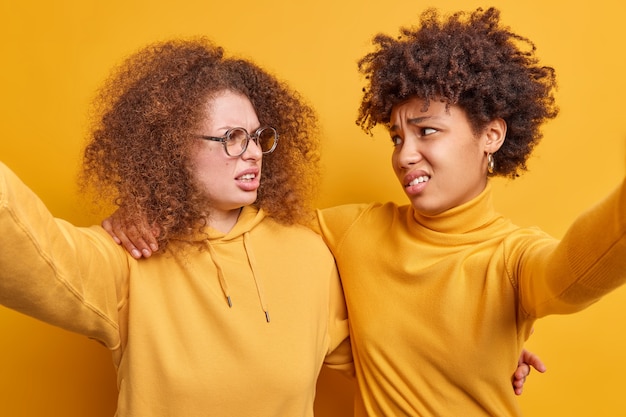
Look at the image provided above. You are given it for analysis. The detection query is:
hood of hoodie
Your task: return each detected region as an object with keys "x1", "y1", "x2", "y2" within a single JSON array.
[{"x1": 197, "y1": 205, "x2": 272, "y2": 322}]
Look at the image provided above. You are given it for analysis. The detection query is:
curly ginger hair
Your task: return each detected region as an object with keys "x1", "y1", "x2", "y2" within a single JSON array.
[
  {"x1": 81, "y1": 38, "x2": 319, "y2": 250},
  {"x1": 357, "y1": 7, "x2": 559, "y2": 178}
]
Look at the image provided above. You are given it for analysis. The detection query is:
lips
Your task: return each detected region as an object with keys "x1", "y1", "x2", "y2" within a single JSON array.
[
  {"x1": 406, "y1": 175, "x2": 430, "y2": 188},
  {"x1": 401, "y1": 171, "x2": 431, "y2": 196},
  {"x1": 235, "y1": 168, "x2": 260, "y2": 192},
  {"x1": 403, "y1": 169, "x2": 431, "y2": 188},
  {"x1": 235, "y1": 166, "x2": 259, "y2": 182},
  {"x1": 237, "y1": 173, "x2": 256, "y2": 182}
]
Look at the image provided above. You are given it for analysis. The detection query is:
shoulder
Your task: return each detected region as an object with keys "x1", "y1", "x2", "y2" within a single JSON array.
[
  {"x1": 318, "y1": 201, "x2": 404, "y2": 223},
  {"x1": 256, "y1": 217, "x2": 329, "y2": 247}
]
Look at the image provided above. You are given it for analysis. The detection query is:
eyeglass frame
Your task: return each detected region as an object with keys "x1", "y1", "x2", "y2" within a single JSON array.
[{"x1": 196, "y1": 126, "x2": 279, "y2": 157}]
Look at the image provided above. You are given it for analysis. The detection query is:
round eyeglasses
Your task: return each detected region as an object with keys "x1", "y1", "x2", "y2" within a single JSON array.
[{"x1": 197, "y1": 126, "x2": 279, "y2": 157}]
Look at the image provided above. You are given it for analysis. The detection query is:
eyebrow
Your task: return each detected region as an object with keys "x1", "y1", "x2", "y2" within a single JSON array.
[{"x1": 389, "y1": 116, "x2": 432, "y2": 132}]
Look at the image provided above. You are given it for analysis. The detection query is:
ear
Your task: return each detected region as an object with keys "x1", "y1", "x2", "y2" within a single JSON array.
[{"x1": 483, "y1": 118, "x2": 507, "y2": 154}]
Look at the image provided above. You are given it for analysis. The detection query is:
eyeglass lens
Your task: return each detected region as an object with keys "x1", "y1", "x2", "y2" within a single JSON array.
[{"x1": 225, "y1": 128, "x2": 277, "y2": 155}]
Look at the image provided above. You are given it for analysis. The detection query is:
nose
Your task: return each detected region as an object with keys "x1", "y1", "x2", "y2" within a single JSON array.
[
  {"x1": 395, "y1": 137, "x2": 423, "y2": 169},
  {"x1": 241, "y1": 137, "x2": 262, "y2": 160}
]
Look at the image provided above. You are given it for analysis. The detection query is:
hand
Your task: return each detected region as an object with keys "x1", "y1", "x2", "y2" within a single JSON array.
[
  {"x1": 512, "y1": 348, "x2": 547, "y2": 395},
  {"x1": 101, "y1": 211, "x2": 159, "y2": 259}
]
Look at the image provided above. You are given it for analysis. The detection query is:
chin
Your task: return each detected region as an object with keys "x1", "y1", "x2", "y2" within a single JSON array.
[
  {"x1": 241, "y1": 195, "x2": 258, "y2": 207},
  {"x1": 409, "y1": 199, "x2": 446, "y2": 217}
]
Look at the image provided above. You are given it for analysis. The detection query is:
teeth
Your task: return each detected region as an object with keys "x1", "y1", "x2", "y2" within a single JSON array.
[
  {"x1": 408, "y1": 176, "x2": 430, "y2": 186},
  {"x1": 239, "y1": 173, "x2": 256, "y2": 181}
]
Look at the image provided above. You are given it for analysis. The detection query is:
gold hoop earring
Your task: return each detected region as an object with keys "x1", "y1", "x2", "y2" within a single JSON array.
[{"x1": 487, "y1": 153, "x2": 495, "y2": 174}]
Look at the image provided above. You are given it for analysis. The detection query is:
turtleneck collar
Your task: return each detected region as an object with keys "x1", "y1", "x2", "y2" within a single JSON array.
[{"x1": 410, "y1": 182, "x2": 503, "y2": 234}]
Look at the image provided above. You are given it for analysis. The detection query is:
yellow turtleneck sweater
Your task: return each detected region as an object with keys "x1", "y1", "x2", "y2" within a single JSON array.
[{"x1": 318, "y1": 179, "x2": 626, "y2": 416}]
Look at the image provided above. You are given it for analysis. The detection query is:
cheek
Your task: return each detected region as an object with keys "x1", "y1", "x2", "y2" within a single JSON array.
[
  {"x1": 191, "y1": 154, "x2": 234, "y2": 184},
  {"x1": 459, "y1": 143, "x2": 485, "y2": 172},
  {"x1": 390, "y1": 150, "x2": 401, "y2": 174},
  {"x1": 438, "y1": 141, "x2": 479, "y2": 170}
]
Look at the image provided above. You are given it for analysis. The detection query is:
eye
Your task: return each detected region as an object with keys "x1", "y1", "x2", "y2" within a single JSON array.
[
  {"x1": 422, "y1": 127, "x2": 437, "y2": 136},
  {"x1": 390, "y1": 135, "x2": 403, "y2": 147}
]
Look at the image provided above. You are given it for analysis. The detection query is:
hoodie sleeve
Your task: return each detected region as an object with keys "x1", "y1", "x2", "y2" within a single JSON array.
[
  {"x1": 323, "y1": 263, "x2": 354, "y2": 377},
  {"x1": 0, "y1": 162, "x2": 129, "y2": 349}
]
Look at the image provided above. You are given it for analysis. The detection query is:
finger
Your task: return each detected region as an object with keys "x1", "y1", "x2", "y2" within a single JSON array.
[
  {"x1": 515, "y1": 363, "x2": 531, "y2": 380},
  {"x1": 127, "y1": 224, "x2": 154, "y2": 258},
  {"x1": 101, "y1": 217, "x2": 122, "y2": 245},
  {"x1": 115, "y1": 228, "x2": 143, "y2": 258},
  {"x1": 512, "y1": 371, "x2": 527, "y2": 396},
  {"x1": 125, "y1": 223, "x2": 153, "y2": 257},
  {"x1": 523, "y1": 351, "x2": 547, "y2": 373},
  {"x1": 107, "y1": 217, "x2": 147, "y2": 258},
  {"x1": 512, "y1": 375, "x2": 525, "y2": 395},
  {"x1": 148, "y1": 226, "x2": 160, "y2": 252},
  {"x1": 115, "y1": 216, "x2": 158, "y2": 256}
]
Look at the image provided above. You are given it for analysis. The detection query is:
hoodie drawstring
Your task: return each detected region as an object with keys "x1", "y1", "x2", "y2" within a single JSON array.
[
  {"x1": 243, "y1": 232, "x2": 271, "y2": 322},
  {"x1": 206, "y1": 233, "x2": 270, "y2": 323},
  {"x1": 206, "y1": 241, "x2": 232, "y2": 308}
]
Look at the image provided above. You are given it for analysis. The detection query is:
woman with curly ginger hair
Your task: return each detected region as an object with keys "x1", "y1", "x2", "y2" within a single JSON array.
[
  {"x1": 0, "y1": 38, "x2": 352, "y2": 416},
  {"x1": 83, "y1": 37, "x2": 321, "y2": 251},
  {"x1": 314, "y1": 7, "x2": 626, "y2": 416}
]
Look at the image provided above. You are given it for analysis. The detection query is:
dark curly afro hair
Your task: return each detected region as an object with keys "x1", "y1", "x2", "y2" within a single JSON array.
[
  {"x1": 356, "y1": 7, "x2": 559, "y2": 178},
  {"x1": 80, "y1": 37, "x2": 320, "y2": 251}
]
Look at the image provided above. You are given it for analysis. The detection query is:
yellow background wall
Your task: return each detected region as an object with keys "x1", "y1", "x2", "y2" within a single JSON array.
[{"x1": 1, "y1": 0, "x2": 625, "y2": 415}]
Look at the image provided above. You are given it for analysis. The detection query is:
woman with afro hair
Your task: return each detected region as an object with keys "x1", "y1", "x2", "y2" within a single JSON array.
[
  {"x1": 315, "y1": 6, "x2": 626, "y2": 416},
  {"x1": 0, "y1": 38, "x2": 353, "y2": 416}
]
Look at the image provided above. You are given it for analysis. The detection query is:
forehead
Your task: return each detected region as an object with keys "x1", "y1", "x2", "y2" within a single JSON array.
[
  {"x1": 389, "y1": 97, "x2": 477, "y2": 136},
  {"x1": 390, "y1": 97, "x2": 448, "y2": 124},
  {"x1": 206, "y1": 90, "x2": 255, "y2": 115},
  {"x1": 200, "y1": 90, "x2": 259, "y2": 129}
]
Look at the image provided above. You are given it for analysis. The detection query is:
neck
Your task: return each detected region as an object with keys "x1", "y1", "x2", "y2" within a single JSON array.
[{"x1": 208, "y1": 207, "x2": 243, "y2": 233}]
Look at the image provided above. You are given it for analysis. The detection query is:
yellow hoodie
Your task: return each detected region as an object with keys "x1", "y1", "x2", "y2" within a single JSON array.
[{"x1": 0, "y1": 162, "x2": 352, "y2": 417}]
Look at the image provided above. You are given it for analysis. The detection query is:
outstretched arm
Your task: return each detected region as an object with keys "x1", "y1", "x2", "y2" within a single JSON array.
[
  {"x1": 519, "y1": 178, "x2": 626, "y2": 318},
  {"x1": 0, "y1": 162, "x2": 126, "y2": 346}
]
